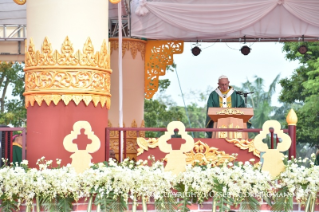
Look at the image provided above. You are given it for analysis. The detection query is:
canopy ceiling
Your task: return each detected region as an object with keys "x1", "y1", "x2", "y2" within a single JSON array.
[
  {"x1": 0, "y1": 0, "x2": 26, "y2": 25},
  {"x1": 131, "y1": 0, "x2": 319, "y2": 42}
]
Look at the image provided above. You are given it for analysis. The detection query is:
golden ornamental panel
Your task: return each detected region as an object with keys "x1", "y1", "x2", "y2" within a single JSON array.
[
  {"x1": 144, "y1": 40, "x2": 184, "y2": 99},
  {"x1": 108, "y1": 120, "x2": 145, "y2": 160},
  {"x1": 108, "y1": 119, "x2": 145, "y2": 138},
  {"x1": 24, "y1": 69, "x2": 111, "y2": 94},
  {"x1": 225, "y1": 138, "x2": 260, "y2": 158},
  {"x1": 137, "y1": 138, "x2": 159, "y2": 156},
  {"x1": 109, "y1": 38, "x2": 146, "y2": 60},
  {"x1": 24, "y1": 36, "x2": 111, "y2": 108},
  {"x1": 217, "y1": 108, "x2": 244, "y2": 115},
  {"x1": 185, "y1": 140, "x2": 236, "y2": 166}
]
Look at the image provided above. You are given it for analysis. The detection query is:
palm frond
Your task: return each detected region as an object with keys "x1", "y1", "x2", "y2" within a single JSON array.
[
  {"x1": 155, "y1": 196, "x2": 179, "y2": 212},
  {"x1": 110, "y1": 195, "x2": 127, "y2": 212},
  {"x1": 267, "y1": 74, "x2": 281, "y2": 101},
  {"x1": 0, "y1": 199, "x2": 18, "y2": 212},
  {"x1": 94, "y1": 192, "x2": 127, "y2": 212},
  {"x1": 57, "y1": 196, "x2": 74, "y2": 212},
  {"x1": 40, "y1": 196, "x2": 57, "y2": 212},
  {"x1": 271, "y1": 187, "x2": 293, "y2": 212},
  {"x1": 239, "y1": 196, "x2": 260, "y2": 212}
]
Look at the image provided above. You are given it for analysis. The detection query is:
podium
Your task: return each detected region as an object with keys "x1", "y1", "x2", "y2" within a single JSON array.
[{"x1": 208, "y1": 108, "x2": 254, "y2": 139}]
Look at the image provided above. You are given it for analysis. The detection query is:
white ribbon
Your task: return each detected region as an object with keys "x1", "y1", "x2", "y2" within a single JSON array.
[
  {"x1": 215, "y1": 87, "x2": 234, "y2": 108},
  {"x1": 135, "y1": 0, "x2": 149, "y2": 16}
]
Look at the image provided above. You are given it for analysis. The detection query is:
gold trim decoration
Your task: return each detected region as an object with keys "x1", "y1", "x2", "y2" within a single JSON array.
[
  {"x1": 217, "y1": 108, "x2": 244, "y2": 115},
  {"x1": 110, "y1": 38, "x2": 146, "y2": 60},
  {"x1": 25, "y1": 37, "x2": 110, "y2": 69},
  {"x1": 25, "y1": 94, "x2": 111, "y2": 109},
  {"x1": 286, "y1": 109, "x2": 298, "y2": 126},
  {"x1": 185, "y1": 140, "x2": 236, "y2": 166},
  {"x1": 24, "y1": 69, "x2": 111, "y2": 95},
  {"x1": 137, "y1": 138, "x2": 159, "y2": 156},
  {"x1": 13, "y1": 0, "x2": 26, "y2": 5},
  {"x1": 144, "y1": 40, "x2": 184, "y2": 99},
  {"x1": 24, "y1": 36, "x2": 111, "y2": 108},
  {"x1": 57, "y1": 36, "x2": 79, "y2": 66},
  {"x1": 225, "y1": 139, "x2": 260, "y2": 158},
  {"x1": 137, "y1": 138, "x2": 236, "y2": 167}
]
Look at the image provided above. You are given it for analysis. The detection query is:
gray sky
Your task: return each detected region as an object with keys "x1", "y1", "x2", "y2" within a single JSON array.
[{"x1": 157, "y1": 42, "x2": 300, "y2": 107}]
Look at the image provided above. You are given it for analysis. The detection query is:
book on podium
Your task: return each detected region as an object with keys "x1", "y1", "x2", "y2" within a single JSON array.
[{"x1": 207, "y1": 107, "x2": 254, "y2": 139}]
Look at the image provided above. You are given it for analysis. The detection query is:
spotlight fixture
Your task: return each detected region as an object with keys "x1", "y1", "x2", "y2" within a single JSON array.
[
  {"x1": 240, "y1": 45, "x2": 251, "y2": 55},
  {"x1": 240, "y1": 36, "x2": 251, "y2": 56},
  {"x1": 191, "y1": 46, "x2": 201, "y2": 56},
  {"x1": 298, "y1": 45, "x2": 308, "y2": 54},
  {"x1": 191, "y1": 40, "x2": 201, "y2": 56},
  {"x1": 298, "y1": 35, "x2": 308, "y2": 54}
]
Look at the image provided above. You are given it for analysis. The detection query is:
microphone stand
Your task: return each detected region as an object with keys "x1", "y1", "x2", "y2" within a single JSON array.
[{"x1": 236, "y1": 91, "x2": 254, "y2": 108}]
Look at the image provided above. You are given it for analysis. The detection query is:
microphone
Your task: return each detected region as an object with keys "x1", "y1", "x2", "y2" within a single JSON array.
[{"x1": 235, "y1": 91, "x2": 254, "y2": 107}]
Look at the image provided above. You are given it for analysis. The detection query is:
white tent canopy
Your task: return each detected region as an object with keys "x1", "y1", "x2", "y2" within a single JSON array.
[{"x1": 132, "y1": 0, "x2": 319, "y2": 41}]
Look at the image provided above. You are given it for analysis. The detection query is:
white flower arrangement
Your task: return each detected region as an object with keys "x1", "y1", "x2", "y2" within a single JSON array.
[{"x1": 0, "y1": 155, "x2": 318, "y2": 212}]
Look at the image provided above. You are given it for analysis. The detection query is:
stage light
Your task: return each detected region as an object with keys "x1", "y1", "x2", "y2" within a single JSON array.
[
  {"x1": 298, "y1": 45, "x2": 308, "y2": 54},
  {"x1": 191, "y1": 46, "x2": 201, "y2": 56},
  {"x1": 240, "y1": 45, "x2": 251, "y2": 56},
  {"x1": 298, "y1": 35, "x2": 308, "y2": 54}
]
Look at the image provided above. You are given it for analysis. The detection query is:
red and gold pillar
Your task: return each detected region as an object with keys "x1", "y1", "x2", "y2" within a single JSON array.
[
  {"x1": 286, "y1": 109, "x2": 297, "y2": 158},
  {"x1": 108, "y1": 39, "x2": 184, "y2": 160},
  {"x1": 22, "y1": 0, "x2": 113, "y2": 167},
  {"x1": 108, "y1": 38, "x2": 146, "y2": 160}
]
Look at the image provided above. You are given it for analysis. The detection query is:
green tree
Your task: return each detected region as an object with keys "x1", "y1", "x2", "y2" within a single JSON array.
[
  {"x1": 144, "y1": 62, "x2": 209, "y2": 138},
  {"x1": 279, "y1": 42, "x2": 319, "y2": 145},
  {"x1": 239, "y1": 74, "x2": 281, "y2": 128},
  {"x1": 0, "y1": 62, "x2": 26, "y2": 126},
  {"x1": 144, "y1": 98, "x2": 185, "y2": 137}
]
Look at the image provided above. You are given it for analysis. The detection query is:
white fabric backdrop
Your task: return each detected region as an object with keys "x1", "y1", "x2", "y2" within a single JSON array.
[{"x1": 131, "y1": 0, "x2": 319, "y2": 40}]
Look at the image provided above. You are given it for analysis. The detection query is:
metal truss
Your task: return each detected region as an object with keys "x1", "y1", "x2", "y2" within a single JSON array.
[
  {"x1": 0, "y1": 24, "x2": 26, "y2": 41},
  {"x1": 187, "y1": 37, "x2": 319, "y2": 43},
  {"x1": 109, "y1": 0, "x2": 131, "y2": 38}
]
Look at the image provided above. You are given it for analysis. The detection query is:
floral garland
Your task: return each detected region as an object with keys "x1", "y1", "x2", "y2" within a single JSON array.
[{"x1": 0, "y1": 155, "x2": 319, "y2": 212}]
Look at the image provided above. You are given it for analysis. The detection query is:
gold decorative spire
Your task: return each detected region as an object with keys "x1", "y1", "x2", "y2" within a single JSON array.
[{"x1": 286, "y1": 109, "x2": 298, "y2": 126}]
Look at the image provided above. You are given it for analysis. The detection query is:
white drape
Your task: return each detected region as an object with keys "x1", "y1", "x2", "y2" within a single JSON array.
[{"x1": 132, "y1": 0, "x2": 319, "y2": 39}]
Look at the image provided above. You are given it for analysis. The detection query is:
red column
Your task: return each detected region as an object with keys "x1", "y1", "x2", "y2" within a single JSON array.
[
  {"x1": 286, "y1": 109, "x2": 298, "y2": 159},
  {"x1": 288, "y1": 125, "x2": 297, "y2": 159}
]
